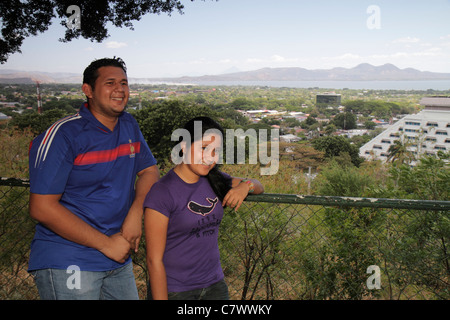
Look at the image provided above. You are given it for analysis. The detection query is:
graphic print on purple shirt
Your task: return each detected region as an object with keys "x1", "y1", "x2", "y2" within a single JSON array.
[{"x1": 188, "y1": 197, "x2": 218, "y2": 216}]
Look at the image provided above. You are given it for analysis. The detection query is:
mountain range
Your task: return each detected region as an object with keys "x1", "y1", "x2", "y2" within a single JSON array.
[
  {"x1": 1, "y1": 63, "x2": 450, "y2": 84},
  {"x1": 0, "y1": 69, "x2": 81, "y2": 84}
]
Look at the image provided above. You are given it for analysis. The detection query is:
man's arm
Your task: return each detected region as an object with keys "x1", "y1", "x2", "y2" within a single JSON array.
[
  {"x1": 29, "y1": 193, "x2": 131, "y2": 263},
  {"x1": 121, "y1": 164, "x2": 160, "y2": 252}
]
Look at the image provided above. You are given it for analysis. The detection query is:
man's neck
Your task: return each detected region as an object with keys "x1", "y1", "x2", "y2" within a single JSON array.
[{"x1": 87, "y1": 103, "x2": 120, "y2": 131}]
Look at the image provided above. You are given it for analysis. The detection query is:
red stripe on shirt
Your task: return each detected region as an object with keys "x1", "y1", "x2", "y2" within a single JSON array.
[{"x1": 74, "y1": 142, "x2": 141, "y2": 166}]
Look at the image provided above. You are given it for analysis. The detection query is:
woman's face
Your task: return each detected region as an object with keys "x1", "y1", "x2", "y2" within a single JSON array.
[{"x1": 184, "y1": 132, "x2": 222, "y2": 176}]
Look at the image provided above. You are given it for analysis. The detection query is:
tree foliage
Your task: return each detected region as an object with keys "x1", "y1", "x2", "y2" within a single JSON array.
[
  {"x1": 10, "y1": 108, "x2": 68, "y2": 135},
  {"x1": 315, "y1": 160, "x2": 375, "y2": 197},
  {"x1": 131, "y1": 100, "x2": 219, "y2": 164},
  {"x1": 389, "y1": 152, "x2": 449, "y2": 201},
  {"x1": 343, "y1": 100, "x2": 414, "y2": 119},
  {"x1": 386, "y1": 139, "x2": 413, "y2": 165},
  {"x1": 331, "y1": 112, "x2": 357, "y2": 130},
  {"x1": 0, "y1": 0, "x2": 192, "y2": 63},
  {"x1": 311, "y1": 135, "x2": 364, "y2": 167}
]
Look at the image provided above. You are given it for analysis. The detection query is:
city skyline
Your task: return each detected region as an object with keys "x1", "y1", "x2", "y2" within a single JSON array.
[{"x1": 1, "y1": 0, "x2": 450, "y2": 78}]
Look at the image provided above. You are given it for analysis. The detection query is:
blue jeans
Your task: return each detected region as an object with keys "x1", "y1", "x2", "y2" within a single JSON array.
[
  {"x1": 147, "y1": 279, "x2": 229, "y2": 300},
  {"x1": 31, "y1": 263, "x2": 139, "y2": 300}
]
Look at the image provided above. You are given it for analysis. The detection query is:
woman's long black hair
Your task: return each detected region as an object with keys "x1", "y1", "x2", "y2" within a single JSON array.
[{"x1": 180, "y1": 116, "x2": 232, "y2": 201}]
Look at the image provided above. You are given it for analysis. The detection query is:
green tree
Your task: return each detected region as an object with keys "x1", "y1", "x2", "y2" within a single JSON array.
[
  {"x1": 312, "y1": 135, "x2": 364, "y2": 167},
  {"x1": 10, "y1": 108, "x2": 68, "y2": 135},
  {"x1": 386, "y1": 139, "x2": 413, "y2": 165},
  {"x1": 311, "y1": 161, "x2": 385, "y2": 299},
  {"x1": 381, "y1": 153, "x2": 450, "y2": 298},
  {"x1": 228, "y1": 97, "x2": 256, "y2": 110},
  {"x1": 389, "y1": 152, "x2": 449, "y2": 201},
  {"x1": 131, "y1": 100, "x2": 219, "y2": 165},
  {"x1": 364, "y1": 120, "x2": 376, "y2": 130},
  {"x1": 324, "y1": 123, "x2": 336, "y2": 136},
  {"x1": 331, "y1": 112, "x2": 357, "y2": 130},
  {"x1": 315, "y1": 160, "x2": 374, "y2": 197},
  {"x1": 0, "y1": 0, "x2": 199, "y2": 63}
]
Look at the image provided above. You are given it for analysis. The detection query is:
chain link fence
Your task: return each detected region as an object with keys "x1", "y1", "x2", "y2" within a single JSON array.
[{"x1": 1, "y1": 177, "x2": 449, "y2": 300}]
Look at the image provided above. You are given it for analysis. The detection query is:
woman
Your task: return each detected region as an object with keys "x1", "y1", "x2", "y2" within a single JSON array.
[{"x1": 143, "y1": 116, "x2": 263, "y2": 300}]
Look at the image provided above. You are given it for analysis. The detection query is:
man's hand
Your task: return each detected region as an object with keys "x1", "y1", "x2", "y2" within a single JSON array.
[
  {"x1": 99, "y1": 233, "x2": 132, "y2": 263},
  {"x1": 121, "y1": 205, "x2": 143, "y2": 253},
  {"x1": 29, "y1": 193, "x2": 133, "y2": 263}
]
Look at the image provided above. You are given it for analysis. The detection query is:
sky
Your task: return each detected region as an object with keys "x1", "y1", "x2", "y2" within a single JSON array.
[{"x1": 1, "y1": 0, "x2": 450, "y2": 78}]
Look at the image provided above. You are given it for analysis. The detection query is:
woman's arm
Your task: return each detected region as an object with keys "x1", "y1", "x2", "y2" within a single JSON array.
[
  {"x1": 222, "y1": 177, "x2": 264, "y2": 211},
  {"x1": 232, "y1": 177, "x2": 264, "y2": 194},
  {"x1": 144, "y1": 208, "x2": 169, "y2": 300}
]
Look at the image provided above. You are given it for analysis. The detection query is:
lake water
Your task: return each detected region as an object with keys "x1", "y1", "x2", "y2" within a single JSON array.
[{"x1": 179, "y1": 80, "x2": 450, "y2": 91}]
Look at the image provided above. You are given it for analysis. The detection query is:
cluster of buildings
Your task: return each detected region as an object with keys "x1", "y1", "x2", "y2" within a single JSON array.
[
  {"x1": 238, "y1": 92, "x2": 364, "y2": 143},
  {"x1": 360, "y1": 96, "x2": 449, "y2": 163},
  {"x1": 238, "y1": 95, "x2": 449, "y2": 165}
]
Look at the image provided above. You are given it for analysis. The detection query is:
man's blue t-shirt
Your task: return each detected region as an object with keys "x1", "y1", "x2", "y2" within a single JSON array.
[{"x1": 28, "y1": 103, "x2": 157, "y2": 272}]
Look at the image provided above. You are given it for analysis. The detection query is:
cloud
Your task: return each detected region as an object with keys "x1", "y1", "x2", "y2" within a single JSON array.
[
  {"x1": 331, "y1": 53, "x2": 362, "y2": 61},
  {"x1": 392, "y1": 36, "x2": 420, "y2": 44},
  {"x1": 246, "y1": 57, "x2": 265, "y2": 64},
  {"x1": 271, "y1": 54, "x2": 286, "y2": 62},
  {"x1": 314, "y1": 53, "x2": 363, "y2": 68},
  {"x1": 245, "y1": 55, "x2": 299, "y2": 65},
  {"x1": 105, "y1": 41, "x2": 128, "y2": 49}
]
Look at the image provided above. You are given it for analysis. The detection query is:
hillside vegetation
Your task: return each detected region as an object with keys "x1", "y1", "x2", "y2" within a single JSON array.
[{"x1": 1, "y1": 84, "x2": 448, "y2": 200}]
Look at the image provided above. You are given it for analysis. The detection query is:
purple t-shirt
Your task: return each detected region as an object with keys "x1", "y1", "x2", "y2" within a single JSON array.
[{"x1": 143, "y1": 169, "x2": 228, "y2": 292}]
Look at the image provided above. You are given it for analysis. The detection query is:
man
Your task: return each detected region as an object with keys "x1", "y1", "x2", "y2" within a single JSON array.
[{"x1": 28, "y1": 57, "x2": 159, "y2": 299}]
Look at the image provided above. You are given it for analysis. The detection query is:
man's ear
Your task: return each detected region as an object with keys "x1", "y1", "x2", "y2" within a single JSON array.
[{"x1": 82, "y1": 83, "x2": 93, "y2": 99}]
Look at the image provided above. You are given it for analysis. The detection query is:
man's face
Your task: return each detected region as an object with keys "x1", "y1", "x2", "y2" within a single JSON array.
[{"x1": 83, "y1": 66, "x2": 129, "y2": 118}]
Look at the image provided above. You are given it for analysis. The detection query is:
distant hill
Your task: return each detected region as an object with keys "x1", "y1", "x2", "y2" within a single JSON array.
[
  {"x1": 147, "y1": 63, "x2": 450, "y2": 83},
  {"x1": 0, "y1": 69, "x2": 81, "y2": 84},
  {"x1": 1, "y1": 63, "x2": 450, "y2": 84}
]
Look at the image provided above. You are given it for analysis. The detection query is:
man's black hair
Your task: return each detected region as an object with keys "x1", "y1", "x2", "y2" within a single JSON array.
[{"x1": 83, "y1": 57, "x2": 127, "y2": 90}]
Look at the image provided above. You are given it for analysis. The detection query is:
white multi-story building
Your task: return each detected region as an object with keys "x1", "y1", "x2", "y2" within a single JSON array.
[{"x1": 360, "y1": 96, "x2": 450, "y2": 163}]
